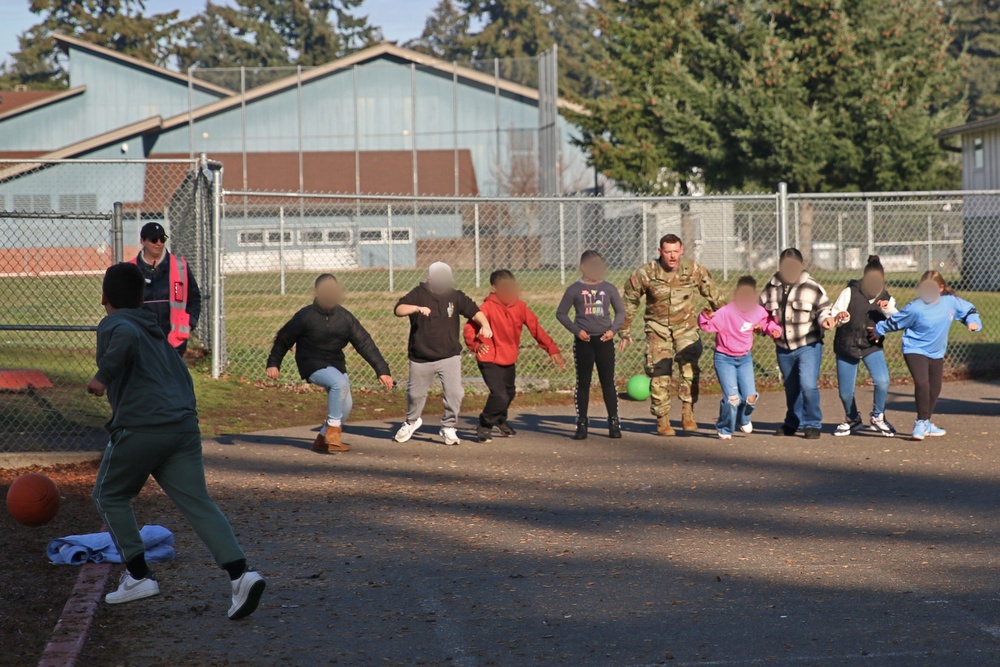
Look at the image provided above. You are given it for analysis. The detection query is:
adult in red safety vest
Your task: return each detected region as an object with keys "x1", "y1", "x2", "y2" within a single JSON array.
[{"x1": 131, "y1": 222, "x2": 202, "y2": 355}]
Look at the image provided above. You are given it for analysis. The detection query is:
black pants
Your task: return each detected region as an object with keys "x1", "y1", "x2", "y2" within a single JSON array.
[
  {"x1": 904, "y1": 353, "x2": 944, "y2": 421},
  {"x1": 478, "y1": 362, "x2": 517, "y2": 427},
  {"x1": 573, "y1": 337, "x2": 618, "y2": 421}
]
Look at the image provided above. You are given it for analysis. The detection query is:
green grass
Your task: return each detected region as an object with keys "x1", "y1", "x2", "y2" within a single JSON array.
[{"x1": 4, "y1": 267, "x2": 999, "y2": 446}]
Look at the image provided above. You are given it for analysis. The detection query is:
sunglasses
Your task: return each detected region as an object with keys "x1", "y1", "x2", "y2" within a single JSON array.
[{"x1": 144, "y1": 236, "x2": 167, "y2": 244}]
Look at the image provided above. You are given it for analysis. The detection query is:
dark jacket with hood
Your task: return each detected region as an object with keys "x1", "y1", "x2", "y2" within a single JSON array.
[
  {"x1": 833, "y1": 279, "x2": 892, "y2": 360},
  {"x1": 95, "y1": 308, "x2": 199, "y2": 433},
  {"x1": 395, "y1": 282, "x2": 480, "y2": 362},
  {"x1": 266, "y1": 303, "x2": 390, "y2": 380}
]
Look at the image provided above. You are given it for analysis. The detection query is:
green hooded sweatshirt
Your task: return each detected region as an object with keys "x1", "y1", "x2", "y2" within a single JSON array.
[{"x1": 94, "y1": 308, "x2": 199, "y2": 433}]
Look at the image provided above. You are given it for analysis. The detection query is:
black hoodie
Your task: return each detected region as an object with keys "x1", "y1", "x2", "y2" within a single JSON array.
[
  {"x1": 94, "y1": 308, "x2": 199, "y2": 433},
  {"x1": 396, "y1": 283, "x2": 480, "y2": 362},
  {"x1": 266, "y1": 303, "x2": 390, "y2": 380}
]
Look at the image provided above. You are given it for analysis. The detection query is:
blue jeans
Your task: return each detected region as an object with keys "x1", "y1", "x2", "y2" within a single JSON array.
[
  {"x1": 308, "y1": 367, "x2": 353, "y2": 423},
  {"x1": 775, "y1": 343, "x2": 823, "y2": 430},
  {"x1": 714, "y1": 351, "x2": 757, "y2": 435},
  {"x1": 835, "y1": 350, "x2": 890, "y2": 420}
]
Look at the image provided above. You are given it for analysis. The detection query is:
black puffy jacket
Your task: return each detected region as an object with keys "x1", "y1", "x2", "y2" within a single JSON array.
[{"x1": 266, "y1": 303, "x2": 390, "y2": 380}]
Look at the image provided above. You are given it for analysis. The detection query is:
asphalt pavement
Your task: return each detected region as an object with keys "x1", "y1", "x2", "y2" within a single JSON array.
[{"x1": 79, "y1": 381, "x2": 1000, "y2": 666}]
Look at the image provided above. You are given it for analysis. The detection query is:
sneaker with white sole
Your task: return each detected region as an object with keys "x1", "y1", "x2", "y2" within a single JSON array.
[
  {"x1": 926, "y1": 422, "x2": 947, "y2": 437},
  {"x1": 717, "y1": 431, "x2": 732, "y2": 441},
  {"x1": 870, "y1": 413, "x2": 896, "y2": 437},
  {"x1": 105, "y1": 571, "x2": 159, "y2": 605},
  {"x1": 834, "y1": 416, "x2": 863, "y2": 437},
  {"x1": 739, "y1": 422, "x2": 753, "y2": 434},
  {"x1": 911, "y1": 419, "x2": 930, "y2": 441},
  {"x1": 393, "y1": 418, "x2": 422, "y2": 443},
  {"x1": 439, "y1": 427, "x2": 460, "y2": 445},
  {"x1": 228, "y1": 568, "x2": 266, "y2": 620}
]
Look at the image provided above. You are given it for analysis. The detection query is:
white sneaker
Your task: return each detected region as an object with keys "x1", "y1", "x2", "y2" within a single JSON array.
[
  {"x1": 439, "y1": 427, "x2": 461, "y2": 445},
  {"x1": 717, "y1": 431, "x2": 732, "y2": 441},
  {"x1": 228, "y1": 569, "x2": 266, "y2": 620},
  {"x1": 393, "y1": 418, "x2": 422, "y2": 443},
  {"x1": 739, "y1": 422, "x2": 753, "y2": 434},
  {"x1": 834, "y1": 416, "x2": 863, "y2": 437},
  {"x1": 105, "y1": 571, "x2": 159, "y2": 605}
]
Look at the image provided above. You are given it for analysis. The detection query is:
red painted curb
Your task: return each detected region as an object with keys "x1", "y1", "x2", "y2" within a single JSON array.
[{"x1": 37, "y1": 563, "x2": 112, "y2": 667}]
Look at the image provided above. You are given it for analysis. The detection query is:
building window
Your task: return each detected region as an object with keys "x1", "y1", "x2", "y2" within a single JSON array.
[
  {"x1": 327, "y1": 229, "x2": 351, "y2": 245},
  {"x1": 267, "y1": 231, "x2": 292, "y2": 245},
  {"x1": 974, "y1": 137, "x2": 985, "y2": 170},
  {"x1": 299, "y1": 229, "x2": 353, "y2": 245},
  {"x1": 299, "y1": 230, "x2": 325, "y2": 244},
  {"x1": 238, "y1": 231, "x2": 265, "y2": 246},
  {"x1": 58, "y1": 194, "x2": 99, "y2": 213},
  {"x1": 359, "y1": 228, "x2": 412, "y2": 244},
  {"x1": 12, "y1": 194, "x2": 53, "y2": 212}
]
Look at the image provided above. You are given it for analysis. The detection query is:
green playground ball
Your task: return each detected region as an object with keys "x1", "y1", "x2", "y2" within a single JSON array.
[{"x1": 626, "y1": 374, "x2": 652, "y2": 401}]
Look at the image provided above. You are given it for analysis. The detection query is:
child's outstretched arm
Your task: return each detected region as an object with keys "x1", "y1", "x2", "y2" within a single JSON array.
[
  {"x1": 954, "y1": 296, "x2": 983, "y2": 332},
  {"x1": 874, "y1": 302, "x2": 918, "y2": 338},
  {"x1": 523, "y1": 305, "x2": 564, "y2": 367},
  {"x1": 89, "y1": 323, "x2": 139, "y2": 396},
  {"x1": 265, "y1": 312, "x2": 305, "y2": 379},
  {"x1": 758, "y1": 311, "x2": 783, "y2": 339},
  {"x1": 471, "y1": 311, "x2": 493, "y2": 338},
  {"x1": 463, "y1": 319, "x2": 481, "y2": 353},
  {"x1": 697, "y1": 308, "x2": 721, "y2": 333}
]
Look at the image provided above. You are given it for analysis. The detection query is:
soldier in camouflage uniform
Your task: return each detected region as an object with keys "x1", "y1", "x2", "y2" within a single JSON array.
[{"x1": 620, "y1": 234, "x2": 725, "y2": 436}]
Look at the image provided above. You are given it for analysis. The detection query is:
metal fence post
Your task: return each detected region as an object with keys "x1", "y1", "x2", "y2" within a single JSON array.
[
  {"x1": 387, "y1": 204, "x2": 394, "y2": 292},
  {"x1": 278, "y1": 206, "x2": 286, "y2": 296},
  {"x1": 211, "y1": 166, "x2": 224, "y2": 379},
  {"x1": 778, "y1": 182, "x2": 788, "y2": 251},
  {"x1": 111, "y1": 201, "x2": 124, "y2": 263},
  {"x1": 747, "y1": 211, "x2": 754, "y2": 270},
  {"x1": 866, "y1": 199, "x2": 875, "y2": 259},
  {"x1": 837, "y1": 213, "x2": 844, "y2": 270},
  {"x1": 641, "y1": 201, "x2": 648, "y2": 266},
  {"x1": 474, "y1": 203, "x2": 481, "y2": 288},
  {"x1": 927, "y1": 214, "x2": 933, "y2": 270},
  {"x1": 558, "y1": 201, "x2": 566, "y2": 286}
]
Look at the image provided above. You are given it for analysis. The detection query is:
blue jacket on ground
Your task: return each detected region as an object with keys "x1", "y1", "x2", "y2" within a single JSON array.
[
  {"x1": 47, "y1": 525, "x2": 175, "y2": 565},
  {"x1": 874, "y1": 294, "x2": 982, "y2": 359}
]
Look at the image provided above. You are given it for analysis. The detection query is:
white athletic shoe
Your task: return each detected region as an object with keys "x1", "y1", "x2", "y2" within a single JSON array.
[
  {"x1": 834, "y1": 416, "x2": 863, "y2": 437},
  {"x1": 717, "y1": 431, "x2": 732, "y2": 441},
  {"x1": 228, "y1": 569, "x2": 266, "y2": 620},
  {"x1": 105, "y1": 572, "x2": 159, "y2": 605},
  {"x1": 393, "y1": 418, "x2": 423, "y2": 443},
  {"x1": 739, "y1": 422, "x2": 753, "y2": 434},
  {"x1": 439, "y1": 427, "x2": 461, "y2": 446}
]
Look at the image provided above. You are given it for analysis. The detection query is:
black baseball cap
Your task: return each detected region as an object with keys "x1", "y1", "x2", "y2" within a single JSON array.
[{"x1": 140, "y1": 222, "x2": 168, "y2": 240}]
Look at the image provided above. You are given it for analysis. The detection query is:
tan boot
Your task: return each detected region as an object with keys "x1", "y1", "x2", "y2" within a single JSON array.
[
  {"x1": 324, "y1": 426, "x2": 350, "y2": 452},
  {"x1": 311, "y1": 434, "x2": 328, "y2": 453},
  {"x1": 681, "y1": 402, "x2": 698, "y2": 431},
  {"x1": 656, "y1": 415, "x2": 676, "y2": 437}
]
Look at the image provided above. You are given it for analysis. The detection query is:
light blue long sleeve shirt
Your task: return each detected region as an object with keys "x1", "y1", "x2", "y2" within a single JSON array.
[{"x1": 874, "y1": 294, "x2": 982, "y2": 359}]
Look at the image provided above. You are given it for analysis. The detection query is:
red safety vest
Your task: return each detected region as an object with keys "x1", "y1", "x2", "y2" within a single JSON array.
[{"x1": 130, "y1": 252, "x2": 191, "y2": 348}]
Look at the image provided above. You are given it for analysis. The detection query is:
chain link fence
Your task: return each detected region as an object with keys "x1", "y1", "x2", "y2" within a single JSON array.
[
  {"x1": 217, "y1": 188, "x2": 1000, "y2": 392},
  {"x1": 0, "y1": 158, "x2": 217, "y2": 451}
]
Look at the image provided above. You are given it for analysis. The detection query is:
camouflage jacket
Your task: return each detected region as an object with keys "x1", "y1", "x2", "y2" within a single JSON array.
[{"x1": 622, "y1": 258, "x2": 724, "y2": 336}]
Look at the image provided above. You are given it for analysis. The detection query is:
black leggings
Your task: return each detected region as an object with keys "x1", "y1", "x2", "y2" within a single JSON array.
[
  {"x1": 574, "y1": 337, "x2": 618, "y2": 420},
  {"x1": 904, "y1": 353, "x2": 944, "y2": 421}
]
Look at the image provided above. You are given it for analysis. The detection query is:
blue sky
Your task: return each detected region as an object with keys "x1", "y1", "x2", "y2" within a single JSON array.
[{"x1": 0, "y1": 0, "x2": 439, "y2": 65}]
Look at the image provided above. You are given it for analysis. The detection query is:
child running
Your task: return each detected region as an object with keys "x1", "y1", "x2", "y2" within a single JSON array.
[
  {"x1": 88, "y1": 263, "x2": 264, "y2": 618},
  {"x1": 698, "y1": 276, "x2": 782, "y2": 440},
  {"x1": 464, "y1": 269, "x2": 565, "y2": 443},
  {"x1": 873, "y1": 271, "x2": 981, "y2": 441},
  {"x1": 266, "y1": 274, "x2": 394, "y2": 453},
  {"x1": 393, "y1": 262, "x2": 493, "y2": 446},
  {"x1": 830, "y1": 255, "x2": 898, "y2": 437},
  {"x1": 556, "y1": 250, "x2": 626, "y2": 440}
]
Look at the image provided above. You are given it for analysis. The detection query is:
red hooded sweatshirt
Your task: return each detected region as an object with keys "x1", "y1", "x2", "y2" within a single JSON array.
[{"x1": 463, "y1": 293, "x2": 560, "y2": 366}]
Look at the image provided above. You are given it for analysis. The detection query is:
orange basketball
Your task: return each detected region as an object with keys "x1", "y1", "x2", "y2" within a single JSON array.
[{"x1": 6, "y1": 473, "x2": 60, "y2": 527}]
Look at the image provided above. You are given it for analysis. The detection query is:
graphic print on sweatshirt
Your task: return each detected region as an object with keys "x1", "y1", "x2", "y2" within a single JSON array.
[
  {"x1": 447, "y1": 302, "x2": 455, "y2": 317},
  {"x1": 582, "y1": 289, "x2": 607, "y2": 318}
]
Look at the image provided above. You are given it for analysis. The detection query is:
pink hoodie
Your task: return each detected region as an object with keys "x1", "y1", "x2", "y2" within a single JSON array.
[{"x1": 698, "y1": 302, "x2": 782, "y2": 357}]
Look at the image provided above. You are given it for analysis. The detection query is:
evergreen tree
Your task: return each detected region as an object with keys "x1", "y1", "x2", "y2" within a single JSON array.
[
  {"x1": 2, "y1": 0, "x2": 186, "y2": 88},
  {"x1": 949, "y1": 0, "x2": 1000, "y2": 120},
  {"x1": 406, "y1": 0, "x2": 470, "y2": 61},
  {"x1": 576, "y1": 0, "x2": 966, "y2": 194},
  {"x1": 178, "y1": 0, "x2": 381, "y2": 70}
]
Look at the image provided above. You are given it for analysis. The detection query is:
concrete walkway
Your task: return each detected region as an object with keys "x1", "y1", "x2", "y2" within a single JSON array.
[{"x1": 80, "y1": 382, "x2": 1000, "y2": 666}]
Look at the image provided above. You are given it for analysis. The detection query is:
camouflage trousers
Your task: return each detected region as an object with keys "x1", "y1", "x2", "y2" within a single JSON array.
[{"x1": 644, "y1": 329, "x2": 703, "y2": 417}]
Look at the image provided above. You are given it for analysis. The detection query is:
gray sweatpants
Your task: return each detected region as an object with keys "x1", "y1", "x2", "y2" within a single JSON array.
[{"x1": 406, "y1": 356, "x2": 464, "y2": 428}]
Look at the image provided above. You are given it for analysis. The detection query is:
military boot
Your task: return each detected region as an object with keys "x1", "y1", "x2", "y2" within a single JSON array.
[
  {"x1": 656, "y1": 415, "x2": 676, "y2": 437},
  {"x1": 681, "y1": 402, "x2": 698, "y2": 431}
]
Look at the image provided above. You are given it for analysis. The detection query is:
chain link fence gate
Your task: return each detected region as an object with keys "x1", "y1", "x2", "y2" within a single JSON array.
[
  {"x1": 0, "y1": 158, "x2": 219, "y2": 452},
  {"x1": 217, "y1": 188, "x2": 1000, "y2": 394}
]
